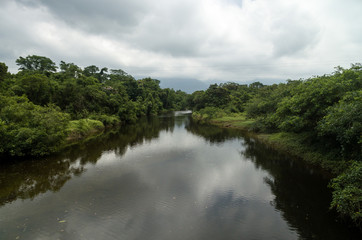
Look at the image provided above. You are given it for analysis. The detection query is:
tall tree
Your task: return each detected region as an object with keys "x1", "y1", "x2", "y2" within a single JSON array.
[
  {"x1": 13, "y1": 73, "x2": 54, "y2": 106},
  {"x1": 59, "y1": 61, "x2": 82, "y2": 78},
  {"x1": 0, "y1": 62, "x2": 8, "y2": 82},
  {"x1": 83, "y1": 65, "x2": 99, "y2": 77},
  {"x1": 16, "y1": 55, "x2": 57, "y2": 74}
]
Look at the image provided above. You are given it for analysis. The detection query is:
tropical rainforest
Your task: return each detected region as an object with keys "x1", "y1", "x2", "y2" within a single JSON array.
[
  {"x1": 0, "y1": 55, "x2": 361, "y2": 226},
  {"x1": 0, "y1": 55, "x2": 188, "y2": 157},
  {"x1": 189, "y1": 64, "x2": 361, "y2": 227}
]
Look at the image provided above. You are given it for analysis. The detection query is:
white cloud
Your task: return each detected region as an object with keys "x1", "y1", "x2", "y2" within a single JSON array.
[{"x1": 1, "y1": 0, "x2": 361, "y2": 89}]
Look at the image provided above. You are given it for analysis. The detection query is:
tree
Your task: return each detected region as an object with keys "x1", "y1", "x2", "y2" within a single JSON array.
[
  {"x1": 12, "y1": 73, "x2": 54, "y2": 106},
  {"x1": 137, "y1": 78, "x2": 163, "y2": 115},
  {"x1": 317, "y1": 90, "x2": 362, "y2": 159},
  {"x1": 108, "y1": 69, "x2": 140, "y2": 101},
  {"x1": 204, "y1": 84, "x2": 230, "y2": 108},
  {"x1": 16, "y1": 55, "x2": 57, "y2": 74},
  {"x1": 0, "y1": 62, "x2": 8, "y2": 82},
  {"x1": 59, "y1": 61, "x2": 82, "y2": 78},
  {"x1": 83, "y1": 65, "x2": 108, "y2": 82},
  {"x1": 83, "y1": 65, "x2": 99, "y2": 77},
  {"x1": 330, "y1": 162, "x2": 362, "y2": 226},
  {"x1": 189, "y1": 90, "x2": 206, "y2": 111},
  {"x1": 249, "y1": 81, "x2": 264, "y2": 89},
  {"x1": 0, "y1": 95, "x2": 70, "y2": 156},
  {"x1": 275, "y1": 75, "x2": 346, "y2": 132}
]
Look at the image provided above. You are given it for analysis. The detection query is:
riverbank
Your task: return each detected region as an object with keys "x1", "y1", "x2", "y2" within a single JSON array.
[
  {"x1": 63, "y1": 116, "x2": 126, "y2": 149},
  {"x1": 193, "y1": 113, "x2": 349, "y2": 175},
  {"x1": 66, "y1": 119, "x2": 105, "y2": 141},
  {"x1": 193, "y1": 112, "x2": 362, "y2": 228}
]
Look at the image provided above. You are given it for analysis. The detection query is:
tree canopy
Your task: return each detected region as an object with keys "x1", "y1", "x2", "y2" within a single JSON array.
[{"x1": 0, "y1": 56, "x2": 189, "y2": 157}]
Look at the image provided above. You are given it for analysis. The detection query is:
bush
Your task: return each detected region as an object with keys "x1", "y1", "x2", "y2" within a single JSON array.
[
  {"x1": 88, "y1": 114, "x2": 120, "y2": 127},
  {"x1": 317, "y1": 90, "x2": 362, "y2": 159},
  {"x1": 330, "y1": 162, "x2": 362, "y2": 226},
  {"x1": 66, "y1": 119, "x2": 104, "y2": 140},
  {"x1": 0, "y1": 95, "x2": 70, "y2": 156},
  {"x1": 192, "y1": 107, "x2": 226, "y2": 121}
]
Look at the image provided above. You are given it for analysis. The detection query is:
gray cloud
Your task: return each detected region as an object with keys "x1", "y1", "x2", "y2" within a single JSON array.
[
  {"x1": 270, "y1": 9, "x2": 320, "y2": 57},
  {"x1": 159, "y1": 77, "x2": 210, "y2": 93},
  {"x1": 18, "y1": 0, "x2": 149, "y2": 33},
  {"x1": 1, "y1": 0, "x2": 362, "y2": 91}
]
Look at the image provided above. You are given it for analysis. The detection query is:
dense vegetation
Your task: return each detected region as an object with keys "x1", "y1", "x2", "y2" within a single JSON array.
[
  {"x1": 189, "y1": 64, "x2": 362, "y2": 227},
  {"x1": 0, "y1": 55, "x2": 188, "y2": 157},
  {"x1": 1, "y1": 55, "x2": 361, "y2": 227}
]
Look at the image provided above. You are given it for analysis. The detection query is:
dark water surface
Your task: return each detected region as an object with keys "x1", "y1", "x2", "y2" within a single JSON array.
[{"x1": 0, "y1": 112, "x2": 361, "y2": 240}]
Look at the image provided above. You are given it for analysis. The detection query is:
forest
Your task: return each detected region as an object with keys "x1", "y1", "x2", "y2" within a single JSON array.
[
  {"x1": 0, "y1": 55, "x2": 361, "y2": 226},
  {"x1": 0, "y1": 55, "x2": 188, "y2": 157},
  {"x1": 189, "y1": 64, "x2": 361, "y2": 227}
]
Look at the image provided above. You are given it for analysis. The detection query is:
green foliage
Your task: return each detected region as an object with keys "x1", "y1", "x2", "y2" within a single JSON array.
[
  {"x1": 0, "y1": 55, "x2": 190, "y2": 156},
  {"x1": 16, "y1": 55, "x2": 57, "y2": 74},
  {"x1": 88, "y1": 114, "x2": 120, "y2": 127},
  {"x1": 274, "y1": 66, "x2": 361, "y2": 134},
  {"x1": 59, "y1": 61, "x2": 82, "y2": 78},
  {"x1": 83, "y1": 65, "x2": 99, "y2": 77},
  {"x1": 317, "y1": 90, "x2": 362, "y2": 159},
  {"x1": 12, "y1": 73, "x2": 55, "y2": 106},
  {"x1": 204, "y1": 84, "x2": 230, "y2": 108},
  {"x1": 193, "y1": 107, "x2": 227, "y2": 121},
  {"x1": 117, "y1": 100, "x2": 138, "y2": 123},
  {"x1": 66, "y1": 119, "x2": 104, "y2": 140},
  {"x1": 188, "y1": 82, "x2": 254, "y2": 111},
  {"x1": 160, "y1": 88, "x2": 188, "y2": 110},
  {"x1": 2, "y1": 55, "x2": 362, "y2": 227},
  {"x1": 0, "y1": 62, "x2": 8, "y2": 82},
  {"x1": 108, "y1": 69, "x2": 140, "y2": 101},
  {"x1": 330, "y1": 162, "x2": 362, "y2": 226},
  {"x1": 249, "y1": 81, "x2": 264, "y2": 89},
  {"x1": 188, "y1": 90, "x2": 206, "y2": 111},
  {"x1": 188, "y1": 65, "x2": 361, "y2": 226},
  {"x1": 275, "y1": 75, "x2": 345, "y2": 132},
  {"x1": 137, "y1": 78, "x2": 164, "y2": 115},
  {"x1": 0, "y1": 95, "x2": 70, "y2": 156},
  {"x1": 243, "y1": 66, "x2": 361, "y2": 158},
  {"x1": 244, "y1": 83, "x2": 298, "y2": 132}
]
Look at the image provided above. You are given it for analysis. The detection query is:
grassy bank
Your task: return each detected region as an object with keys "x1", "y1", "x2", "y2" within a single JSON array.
[
  {"x1": 66, "y1": 119, "x2": 105, "y2": 142},
  {"x1": 193, "y1": 112, "x2": 362, "y2": 227},
  {"x1": 194, "y1": 113, "x2": 349, "y2": 174}
]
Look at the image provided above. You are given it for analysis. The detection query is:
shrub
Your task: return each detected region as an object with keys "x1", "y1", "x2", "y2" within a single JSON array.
[
  {"x1": 66, "y1": 119, "x2": 104, "y2": 140},
  {"x1": 330, "y1": 162, "x2": 362, "y2": 226},
  {"x1": 0, "y1": 95, "x2": 70, "y2": 156},
  {"x1": 88, "y1": 114, "x2": 120, "y2": 127}
]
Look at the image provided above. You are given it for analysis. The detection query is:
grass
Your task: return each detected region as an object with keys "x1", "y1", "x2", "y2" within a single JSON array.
[
  {"x1": 196, "y1": 113, "x2": 350, "y2": 175},
  {"x1": 261, "y1": 132, "x2": 350, "y2": 175},
  {"x1": 195, "y1": 112, "x2": 361, "y2": 227},
  {"x1": 209, "y1": 113, "x2": 256, "y2": 129},
  {"x1": 66, "y1": 119, "x2": 105, "y2": 141}
]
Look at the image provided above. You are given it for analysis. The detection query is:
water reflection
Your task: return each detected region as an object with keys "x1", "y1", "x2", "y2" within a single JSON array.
[
  {"x1": 0, "y1": 116, "x2": 174, "y2": 207},
  {"x1": 241, "y1": 136, "x2": 361, "y2": 239},
  {"x1": 0, "y1": 113, "x2": 361, "y2": 240},
  {"x1": 0, "y1": 157, "x2": 85, "y2": 206},
  {"x1": 186, "y1": 119, "x2": 243, "y2": 144},
  {"x1": 186, "y1": 121, "x2": 361, "y2": 239}
]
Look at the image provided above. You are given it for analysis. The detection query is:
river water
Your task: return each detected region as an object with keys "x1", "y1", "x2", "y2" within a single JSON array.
[{"x1": 0, "y1": 112, "x2": 360, "y2": 240}]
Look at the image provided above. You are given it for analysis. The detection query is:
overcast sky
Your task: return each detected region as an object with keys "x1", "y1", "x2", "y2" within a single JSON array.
[{"x1": 1, "y1": 0, "x2": 361, "y2": 91}]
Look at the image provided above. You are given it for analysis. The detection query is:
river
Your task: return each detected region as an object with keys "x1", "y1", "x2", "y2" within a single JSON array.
[{"x1": 0, "y1": 112, "x2": 360, "y2": 240}]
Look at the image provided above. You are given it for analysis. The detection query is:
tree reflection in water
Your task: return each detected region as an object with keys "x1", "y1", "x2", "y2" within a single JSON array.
[
  {"x1": 1, "y1": 114, "x2": 361, "y2": 239},
  {"x1": 0, "y1": 115, "x2": 175, "y2": 206},
  {"x1": 186, "y1": 120, "x2": 361, "y2": 239}
]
